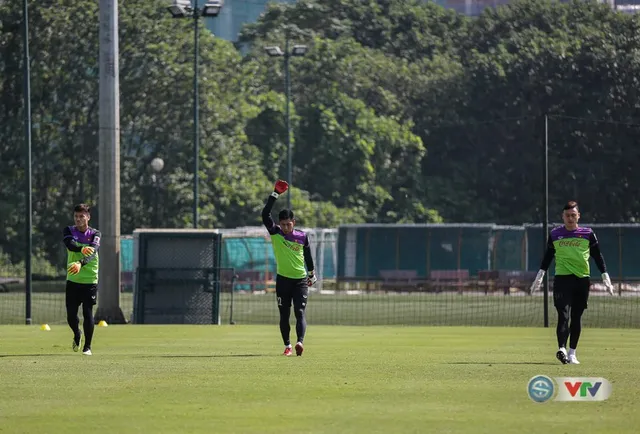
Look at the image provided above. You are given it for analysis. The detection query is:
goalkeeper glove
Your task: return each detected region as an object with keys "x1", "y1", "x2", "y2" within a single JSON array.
[
  {"x1": 272, "y1": 179, "x2": 289, "y2": 198},
  {"x1": 67, "y1": 262, "x2": 81, "y2": 275},
  {"x1": 306, "y1": 271, "x2": 317, "y2": 287},
  {"x1": 81, "y1": 246, "x2": 95, "y2": 256},
  {"x1": 529, "y1": 269, "x2": 545, "y2": 293},
  {"x1": 602, "y1": 272, "x2": 615, "y2": 296}
]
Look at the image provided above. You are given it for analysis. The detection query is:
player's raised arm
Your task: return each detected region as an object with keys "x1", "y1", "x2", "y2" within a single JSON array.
[
  {"x1": 63, "y1": 226, "x2": 83, "y2": 252},
  {"x1": 261, "y1": 180, "x2": 288, "y2": 234},
  {"x1": 530, "y1": 234, "x2": 555, "y2": 293},
  {"x1": 303, "y1": 234, "x2": 316, "y2": 287},
  {"x1": 589, "y1": 231, "x2": 614, "y2": 295}
]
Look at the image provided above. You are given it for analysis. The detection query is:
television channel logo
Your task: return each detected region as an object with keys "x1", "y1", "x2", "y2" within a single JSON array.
[
  {"x1": 527, "y1": 375, "x2": 555, "y2": 403},
  {"x1": 555, "y1": 377, "x2": 612, "y2": 402},
  {"x1": 527, "y1": 376, "x2": 612, "y2": 403}
]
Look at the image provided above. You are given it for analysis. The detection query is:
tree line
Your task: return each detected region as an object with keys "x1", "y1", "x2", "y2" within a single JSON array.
[{"x1": 2, "y1": 0, "x2": 640, "y2": 273}]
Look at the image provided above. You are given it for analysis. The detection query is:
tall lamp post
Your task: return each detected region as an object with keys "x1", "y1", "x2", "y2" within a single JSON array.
[
  {"x1": 22, "y1": 0, "x2": 33, "y2": 325},
  {"x1": 167, "y1": 0, "x2": 223, "y2": 228},
  {"x1": 265, "y1": 34, "x2": 308, "y2": 210},
  {"x1": 150, "y1": 157, "x2": 165, "y2": 227}
]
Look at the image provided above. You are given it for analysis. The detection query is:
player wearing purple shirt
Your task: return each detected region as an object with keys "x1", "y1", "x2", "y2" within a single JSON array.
[
  {"x1": 62, "y1": 204, "x2": 101, "y2": 356},
  {"x1": 530, "y1": 201, "x2": 614, "y2": 364},
  {"x1": 262, "y1": 180, "x2": 316, "y2": 356}
]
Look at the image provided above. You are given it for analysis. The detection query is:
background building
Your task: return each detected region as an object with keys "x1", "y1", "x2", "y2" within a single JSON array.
[{"x1": 206, "y1": 0, "x2": 295, "y2": 42}]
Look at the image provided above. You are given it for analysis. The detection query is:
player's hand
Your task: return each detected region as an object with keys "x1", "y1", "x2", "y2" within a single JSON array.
[
  {"x1": 602, "y1": 272, "x2": 615, "y2": 296},
  {"x1": 306, "y1": 271, "x2": 317, "y2": 287},
  {"x1": 274, "y1": 179, "x2": 289, "y2": 194},
  {"x1": 67, "y1": 262, "x2": 81, "y2": 275},
  {"x1": 529, "y1": 269, "x2": 545, "y2": 293},
  {"x1": 81, "y1": 246, "x2": 95, "y2": 256}
]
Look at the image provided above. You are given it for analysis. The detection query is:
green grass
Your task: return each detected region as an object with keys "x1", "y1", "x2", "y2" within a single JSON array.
[
  {"x1": 2, "y1": 291, "x2": 640, "y2": 328},
  {"x1": 1, "y1": 325, "x2": 639, "y2": 433},
  {"x1": 0, "y1": 292, "x2": 135, "y2": 325}
]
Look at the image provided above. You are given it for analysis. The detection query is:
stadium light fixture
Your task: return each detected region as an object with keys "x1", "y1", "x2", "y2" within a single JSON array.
[
  {"x1": 167, "y1": 0, "x2": 192, "y2": 18},
  {"x1": 291, "y1": 45, "x2": 308, "y2": 57},
  {"x1": 202, "y1": 0, "x2": 224, "y2": 17},
  {"x1": 264, "y1": 46, "x2": 284, "y2": 57}
]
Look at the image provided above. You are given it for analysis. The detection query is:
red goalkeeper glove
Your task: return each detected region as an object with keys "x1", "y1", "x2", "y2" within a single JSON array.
[
  {"x1": 274, "y1": 180, "x2": 289, "y2": 194},
  {"x1": 67, "y1": 262, "x2": 81, "y2": 275},
  {"x1": 81, "y1": 246, "x2": 95, "y2": 256}
]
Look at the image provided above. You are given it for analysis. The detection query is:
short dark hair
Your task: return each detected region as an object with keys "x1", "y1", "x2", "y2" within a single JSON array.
[
  {"x1": 74, "y1": 203, "x2": 91, "y2": 214},
  {"x1": 278, "y1": 209, "x2": 294, "y2": 221},
  {"x1": 563, "y1": 201, "x2": 579, "y2": 212}
]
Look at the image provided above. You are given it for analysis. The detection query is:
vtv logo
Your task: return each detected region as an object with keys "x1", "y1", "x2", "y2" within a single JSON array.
[
  {"x1": 555, "y1": 377, "x2": 612, "y2": 402},
  {"x1": 564, "y1": 381, "x2": 601, "y2": 398}
]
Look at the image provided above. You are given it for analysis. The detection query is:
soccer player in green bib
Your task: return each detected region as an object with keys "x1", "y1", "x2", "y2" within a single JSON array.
[
  {"x1": 262, "y1": 180, "x2": 317, "y2": 356},
  {"x1": 62, "y1": 204, "x2": 101, "y2": 356},
  {"x1": 530, "y1": 201, "x2": 614, "y2": 364}
]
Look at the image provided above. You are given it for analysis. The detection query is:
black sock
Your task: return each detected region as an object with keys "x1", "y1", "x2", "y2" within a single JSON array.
[
  {"x1": 82, "y1": 304, "x2": 95, "y2": 349},
  {"x1": 556, "y1": 305, "x2": 570, "y2": 348},
  {"x1": 569, "y1": 306, "x2": 585, "y2": 349},
  {"x1": 294, "y1": 307, "x2": 307, "y2": 343},
  {"x1": 278, "y1": 306, "x2": 291, "y2": 346},
  {"x1": 67, "y1": 306, "x2": 80, "y2": 337}
]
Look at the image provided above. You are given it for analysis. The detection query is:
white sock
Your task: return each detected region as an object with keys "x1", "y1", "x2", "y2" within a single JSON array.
[
  {"x1": 285, "y1": 344, "x2": 292, "y2": 348},
  {"x1": 569, "y1": 348, "x2": 576, "y2": 357},
  {"x1": 559, "y1": 346, "x2": 566, "y2": 353}
]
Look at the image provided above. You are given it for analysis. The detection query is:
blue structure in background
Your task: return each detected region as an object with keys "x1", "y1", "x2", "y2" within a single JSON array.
[
  {"x1": 121, "y1": 237, "x2": 134, "y2": 273},
  {"x1": 205, "y1": 0, "x2": 295, "y2": 42},
  {"x1": 203, "y1": 0, "x2": 618, "y2": 45}
]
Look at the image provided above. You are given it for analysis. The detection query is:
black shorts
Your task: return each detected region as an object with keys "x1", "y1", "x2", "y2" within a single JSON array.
[
  {"x1": 65, "y1": 281, "x2": 98, "y2": 309},
  {"x1": 553, "y1": 275, "x2": 590, "y2": 310},
  {"x1": 275, "y1": 275, "x2": 308, "y2": 311}
]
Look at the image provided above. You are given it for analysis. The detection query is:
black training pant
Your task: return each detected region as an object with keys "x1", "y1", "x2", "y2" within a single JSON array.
[
  {"x1": 65, "y1": 280, "x2": 97, "y2": 349},
  {"x1": 553, "y1": 274, "x2": 589, "y2": 350},
  {"x1": 276, "y1": 275, "x2": 308, "y2": 346}
]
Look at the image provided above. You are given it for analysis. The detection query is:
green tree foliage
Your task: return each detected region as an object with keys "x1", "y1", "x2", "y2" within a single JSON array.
[
  {"x1": 241, "y1": 0, "x2": 640, "y2": 224},
  {"x1": 428, "y1": 0, "x2": 640, "y2": 223}
]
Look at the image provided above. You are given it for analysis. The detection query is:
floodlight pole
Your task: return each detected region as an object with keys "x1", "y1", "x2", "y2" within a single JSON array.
[
  {"x1": 265, "y1": 29, "x2": 307, "y2": 210},
  {"x1": 542, "y1": 114, "x2": 549, "y2": 328},
  {"x1": 193, "y1": 5, "x2": 200, "y2": 228},
  {"x1": 150, "y1": 159, "x2": 164, "y2": 227},
  {"x1": 167, "y1": 1, "x2": 223, "y2": 228},
  {"x1": 284, "y1": 33, "x2": 292, "y2": 210},
  {"x1": 22, "y1": 0, "x2": 33, "y2": 325}
]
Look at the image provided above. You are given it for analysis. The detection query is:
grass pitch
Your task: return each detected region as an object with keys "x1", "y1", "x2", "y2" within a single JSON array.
[{"x1": 1, "y1": 325, "x2": 639, "y2": 433}]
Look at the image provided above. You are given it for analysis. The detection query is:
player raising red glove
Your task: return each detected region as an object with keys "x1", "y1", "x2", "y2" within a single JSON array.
[
  {"x1": 271, "y1": 179, "x2": 289, "y2": 198},
  {"x1": 274, "y1": 179, "x2": 288, "y2": 194}
]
